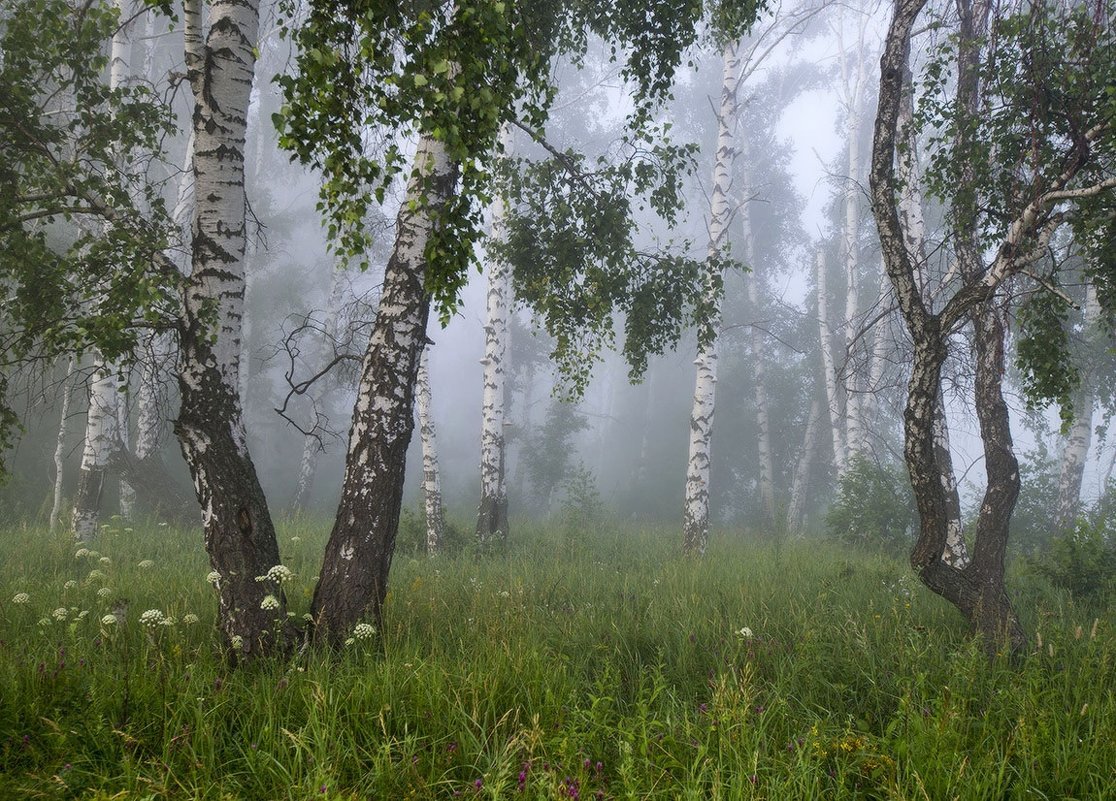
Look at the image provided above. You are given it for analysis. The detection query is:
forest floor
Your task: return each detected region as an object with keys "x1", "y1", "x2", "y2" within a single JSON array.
[{"x1": 0, "y1": 517, "x2": 1113, "y2": 800}]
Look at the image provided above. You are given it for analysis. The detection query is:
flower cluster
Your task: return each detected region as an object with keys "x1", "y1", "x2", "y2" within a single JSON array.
[
  {"x1": 12, "y1": 592, "x2": 29, "y2": 605},
  {"x1": 737, "y1": 627, "x2": 754, "y2": 639},
  {"x1": 182, "y1": 613, "x2": 200, "y2": 625},
  {"x1": 256, "y1": 565, "x2": 295, "y2": 584},
  {"x1": 260, "y1": 595, "x2": 280, "y2": 611},
  {"x1": 139, "y1": 609, "x2": 166, "y2": 628},
  {"x1": 353, "y1": 623, "x2": 376, "y2": 640},
  {"x1": 206, "y1": 571, "x2": 221, "y2": 586},
  {"x1": 138, "y1": 560, "x2": 155, "y2": 570}
]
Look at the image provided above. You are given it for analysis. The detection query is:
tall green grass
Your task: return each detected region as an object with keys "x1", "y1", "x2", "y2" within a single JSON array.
[{"x1": 1, "y1": 516, "x2": 1113, "y2": 799}]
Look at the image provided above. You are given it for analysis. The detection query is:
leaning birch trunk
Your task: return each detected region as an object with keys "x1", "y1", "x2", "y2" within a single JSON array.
[
  {"x1": 417, "y1": 346, "x2": 445, "y2": 555},
  {"x1": 311, "y1": 133, "x2": 455, "y2": 644},
  {"x1": 682, "y1": 39, "x2": 741, "y2": 556},
  {"x1": 476, "y1": 189, "x2": 512, "y2": 547},
  {"x1": 817, "y1": 250, "x2": 848, "y2": 475},
  {"x1": 50, "y1": 356, "x2": 77, "y2": 533},
  {"x1": 740, "y1": 163, "x2": 776, "y2": 525},
  {"x1": 175, "y1": 0, "x2": 287, "y2": 658},
  {"x1": 1054, "y1": 284, "x2": 1100, "y2": 531},
  {"x1": 786, "y1": 396, "x2": 822, "y2": 535}
]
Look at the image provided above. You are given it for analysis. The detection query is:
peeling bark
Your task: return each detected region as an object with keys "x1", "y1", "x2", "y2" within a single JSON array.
[
  {"x1": 174, "y1": 0, "x2": 287, "y2": 659},
  {"x1": 50, "y1": 356, "x2": 77, "y2": 533},
  {"x1": 72, "y1": 358, "x2": 117, "y2": 542},
  {"x1": 311, "y1": 134, "x2": 455, "y2": 644},
  {"x1": 683, "y1": 40, "x2": 741, "y2": 556},
  {"x1": 417, "y1": 346, "x2": 445, "y2": 555}
]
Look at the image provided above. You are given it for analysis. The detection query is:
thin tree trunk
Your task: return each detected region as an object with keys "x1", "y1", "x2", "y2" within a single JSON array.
[
  {"x1": 476, "y1": 182, "x2": 512, "y2": 547},
  {"x1": 50, "y1": 356, "x2": 77, "y2": 533},
  {"x1": 311, "y1": 133, "x2": 454, "y2": 644},
  {"x1": 174, "y1": 0, "x2": 286, "y2": 658},
  {"x1": 740, "y1": 162, "x2": 776, "y2": 525},
  {"x1": 786, "y1": 396, "x2": 822, "y2": 534},
  {"x1": 683, "y1": 39, "x2": 741, "y2": 556},
  {"x1": 817, "y1": 250, "x2": 848, "y2": 475},
  {"x1": 417, "y1": 346, "x2": 444, "y2": 555},
  {"x1": 1054, "y1": 284, "x2": 1100, "y2": 531}
]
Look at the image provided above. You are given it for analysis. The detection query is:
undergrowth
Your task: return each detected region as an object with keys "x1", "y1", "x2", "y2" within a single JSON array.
[{"x1": 0, "y1": 517, "x2": 1112, "y2": 799}]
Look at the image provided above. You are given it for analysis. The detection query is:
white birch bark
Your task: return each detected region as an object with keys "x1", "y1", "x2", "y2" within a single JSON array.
[
  {"x1": 476, "y1": 170, "x2": 512, "y2": 545},
  {"x1": 417, "y1": 346, "x2": 444, "y2": 555},
  {"x1": 682, "y1": 40, "x2": 741, "y2": 555},
  {"x1": 817, "y1": 249, "x2": 848, "y2": 475},
  {"x1": 50, "y1": 356, "x2": 77, "y2": 533},
  {"x1": 1054, "y1": 284, "x2": 1100, "y2": 531},
  {"x1": 786, "y1": 397, "x2": 822, "y2": 535},
  {"x1": 740, "y1": 163, "x2": 776, "y2": 524},
  {"x1": 72, "y1": 361, "x2": 118, "y2": 541}
]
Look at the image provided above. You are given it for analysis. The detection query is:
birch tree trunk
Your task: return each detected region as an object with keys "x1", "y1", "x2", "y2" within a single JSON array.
[
  {"x1": 740, "y1": 165, "x2": 776, "y2": 525},
  {"x1": 1054, "y1": 284, "x2": 1100, "y2": 531},
  {"x1": 682, "y1": 39, "x2": 741, "y2": 556},
  {"x1": 50, "y1": 356, "x2": 77, "y2": 533},
  {"x1": 311, "y1": 133, "x2": 454, "y2": 644},
  {"x1": 817, "y1": 250, "x2": 848, "y2": 475},
  {"x1": 476, "y1": 189, "x2": 512, "y2": 547},
  {"x1": 174, "y1": 0, "x2": 287, "y2": 658},
  {"x1": 72, "y1": 361, "x2": 118, "y2": 541},
  {"x1": 786, "y1": 396, "x2": 822, "y2": 534},
  {"x1": 417, "y1": 346, "x2": 444, "y2": 555}
]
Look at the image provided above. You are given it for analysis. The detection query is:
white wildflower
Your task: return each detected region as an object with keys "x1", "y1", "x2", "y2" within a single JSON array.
[
  {"x1": 267, "y1": 565, "x2": 295, "y2": 583},
  {"x1": 736, "y1": 627, "x2": 754, "y2": 639},
  {"x1": 498, "y1": 590, "x2": 510, "y2": 599},
  {"x1": 290, "y1": 536, "x2": 301, "y2": 543},
  {"x1": 74, "y1": 548, "x2": 90, "y2": 559},
  {"x1": 230, "y1": 635, "x2": 244, "y2": 650},
  {"x1": 353, "y1": 623, "x2": 376, "y2": 640},
  {"x1": 302, "y1": 613, "x2": 314, "y2": 623},
  {"x1": 124, "y1": 527, "x2": 133, "y2": 533},
  {"x1": 139, "y1": 609, "x2": 165, "y2": 628},
  {"x1": 101, "y1": 614, "x2": 118, "y2": 626},
  {"x1": 52, "y1": 607, "x2": 68, "y2": 621},
  {"x1": 87, "y1": 570, "x2": 105, "y2": 581},
  {"x1": 12, "y1": 592, "x2": 30, "y2": 605},
  {"x1": 64, "y1": 580, "x2": 77, "y2": 590},
  {"x1": 137, "y1": 560, "x2": 155, "y2": 570},
  {"x1": 96, "y1": 587, "x2": 113, "y2": 599},
  {"x1": 344, "y1": 637, "x2": 355, "y2": 647},
  {"x1": 260, "y1": 595, "x2": 280, "y2": 611},
  {"x1": 182, "y1": 613, "x2": 200, "y2": 625},
  {"x1": 38, "y1": 617, "x2": 52, "y2": 626},
  {"x1": 77, "y1": 610, "x2": 89, "y2": 621},
  {"x1": 206, "y1": 571, "x2": 221, "y2": 586},
  {"x1": 162, "y1": 617, "x2": 176, "y2": 627},
  {"x1": 98, "y1": 557, "x2": 111, "y2": 566}
]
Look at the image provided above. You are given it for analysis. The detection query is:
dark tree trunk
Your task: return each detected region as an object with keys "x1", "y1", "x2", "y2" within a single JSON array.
[{"x1": 311, "y1": 135, "x2": 454, "y2": 645}]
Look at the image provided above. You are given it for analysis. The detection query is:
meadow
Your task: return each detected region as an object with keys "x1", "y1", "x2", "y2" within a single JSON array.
[{"x1": 1, "y1": 517, "x2": 1113, "y2": 800}]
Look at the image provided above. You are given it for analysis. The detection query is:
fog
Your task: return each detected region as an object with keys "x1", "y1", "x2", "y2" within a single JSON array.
[{"x1": 2, "y1": 0, "x2": 1111, "y2": 555}]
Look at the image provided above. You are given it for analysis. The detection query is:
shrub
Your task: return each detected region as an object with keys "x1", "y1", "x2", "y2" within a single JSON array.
[{"x1": 826, "y1": 456, "x2": 915, "y2": 556}]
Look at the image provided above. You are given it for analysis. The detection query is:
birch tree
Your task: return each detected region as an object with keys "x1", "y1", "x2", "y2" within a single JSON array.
[
  {"x1": 869, "y1": 0, "x2": 1115, "y2": 655},
  {"x1": 416, "y1": 346, "x2": 445, "y2": 555},
  {"x1": 476, "y1": 182, "x2": 512, "y2": 547},
  {"x1": 682, "y1": 38, "x2": 741, "y2": 556}
]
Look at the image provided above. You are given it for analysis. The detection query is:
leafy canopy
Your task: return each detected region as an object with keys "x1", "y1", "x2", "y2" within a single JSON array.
[{"x1": 276, "y1": 0, "x2": 766, "y2": 389}]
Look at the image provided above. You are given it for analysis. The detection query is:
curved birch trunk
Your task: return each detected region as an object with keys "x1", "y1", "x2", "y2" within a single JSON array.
[
  {"x1": 476, "y1": 190, "x2": 511, "y2": 547},
  {"x1": 174, "y1": 0, "x2": 287, "y2": 659},
  {"x1": 50, "y1": 356, "x2": 77, "y2": 533},
  {"x1": 311, "y1": 133, "x2": 454, "y2": 644},
  {"x1": 417, "y1": 346, "x2": 444, "y2": 555},
  {"x1": 682, "y1": 40, "x2": 740, "y2": 556},
  {"x1": 817, "y1": 250, "x2": 848, "y2": 475}
]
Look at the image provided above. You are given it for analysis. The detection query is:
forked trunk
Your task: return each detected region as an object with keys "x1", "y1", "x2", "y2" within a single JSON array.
[{"x1": 311, "y1": 134, "x2": 454, "y2": 644}]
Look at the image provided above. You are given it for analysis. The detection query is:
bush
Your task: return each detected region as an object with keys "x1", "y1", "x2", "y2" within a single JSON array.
[
  {"x1": 394, "y1": 506, "x2": 468, "y2": 557},
  {"x1": 1029, "y1": 517, "x2": 1116, "y2": 607},
  {"x1": 826, "y1": 456, "x2": 915, "y2": 556}
]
